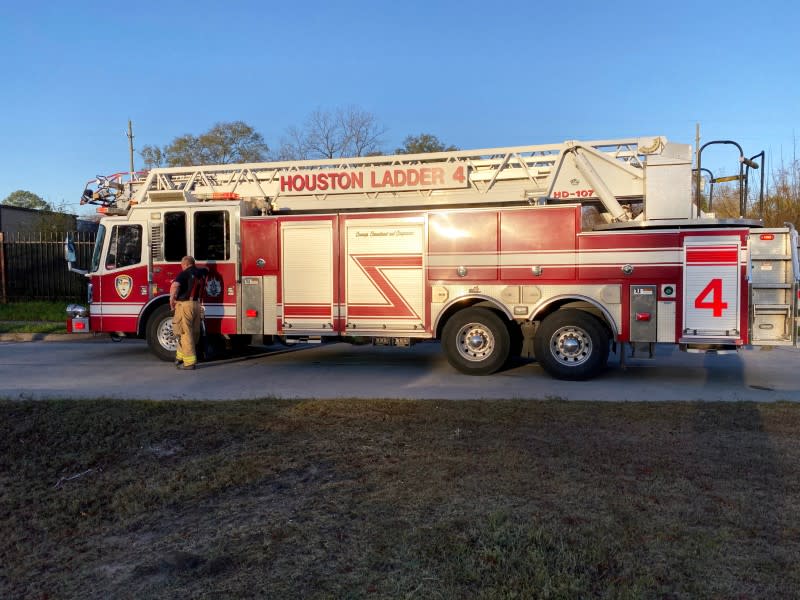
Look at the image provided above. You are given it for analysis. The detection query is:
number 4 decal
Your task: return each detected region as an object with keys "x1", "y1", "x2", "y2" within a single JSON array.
[{"x1": 694, "y1": 278, "x2": 728, "y2": 317}]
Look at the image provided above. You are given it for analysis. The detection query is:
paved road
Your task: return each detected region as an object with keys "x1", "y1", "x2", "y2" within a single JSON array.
[{"x1": 1, "y1": 336, "x2": 799, "y2": 401}]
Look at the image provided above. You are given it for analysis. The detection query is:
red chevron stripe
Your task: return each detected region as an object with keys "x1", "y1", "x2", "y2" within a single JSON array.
[{"x1": 348, "y1": 255, "x2": 422, "y2": 319}]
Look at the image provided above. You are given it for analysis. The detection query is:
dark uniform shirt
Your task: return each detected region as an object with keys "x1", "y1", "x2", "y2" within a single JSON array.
[{"x1": 173, "y1": 266, "x2": 209, "y2": 301}]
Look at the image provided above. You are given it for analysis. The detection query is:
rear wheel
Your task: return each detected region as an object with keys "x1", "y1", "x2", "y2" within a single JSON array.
[
  {"x1": 442, "y1": 308, "x2": 511, "y2": 375},
  {"x1": 146, "y1": 304, "x2": 177, "y2": 362},
  {"x1": 533, "y1": 309, "x2": 609, "y2": 380}
]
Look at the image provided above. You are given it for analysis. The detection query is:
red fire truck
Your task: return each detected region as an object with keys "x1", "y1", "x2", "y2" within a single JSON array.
[{"x1": 65, "y1": 136, "x2": 798, "y2": 380}]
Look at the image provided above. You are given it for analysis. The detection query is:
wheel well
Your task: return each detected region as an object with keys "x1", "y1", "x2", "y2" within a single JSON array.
[
  {"x1": 532, "y1": 298, "x2": 617, "y2": 339},
  {"x1": 137, "y1": 297, "x2": 170, "y2": 338},
  {"x1": 435, "y1": 298, "x2": 513, "y2": 339}
]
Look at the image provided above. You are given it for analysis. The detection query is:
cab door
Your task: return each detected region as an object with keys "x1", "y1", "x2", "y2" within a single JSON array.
[
  {"x1": 191, "y1": 208, "x2": 238, "y2": 335},
  {"x1": 95, "y1": 221, "x2": 148, "y2": 333}
]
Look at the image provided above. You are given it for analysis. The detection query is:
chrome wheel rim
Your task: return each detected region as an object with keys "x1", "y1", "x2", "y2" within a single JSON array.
[
  {"x1": 455, "y1": 322, "x2": 495, "y2": 362},
  {"x1": 549, "y1": 325, "x2": 592, "y2": 367},
  {"x1": 157, "y1": 318, "x2": 178, "y2": 352}
]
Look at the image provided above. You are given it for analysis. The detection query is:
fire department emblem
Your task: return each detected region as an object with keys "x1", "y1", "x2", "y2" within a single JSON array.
[
  {"x1": 115, "y1": 275, "x2": 133, "y2": 299},
  {"x1": 205, "y1": 277, "x2": 222, "y2": 298}
]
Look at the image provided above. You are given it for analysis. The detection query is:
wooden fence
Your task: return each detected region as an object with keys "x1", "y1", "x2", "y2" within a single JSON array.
[{"x1": 0, "y1": 231, "x2": 96, "y2": 303}]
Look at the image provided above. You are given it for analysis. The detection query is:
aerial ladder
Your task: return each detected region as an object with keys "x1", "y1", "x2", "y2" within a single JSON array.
[{"x1": 81, "y1": 136, "x2": 701, "y2": 226}]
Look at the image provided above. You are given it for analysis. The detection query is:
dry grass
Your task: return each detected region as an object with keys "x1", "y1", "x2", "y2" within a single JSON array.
[{"x1": 1, "y1": 399, "x2": 798, "y2": 599}]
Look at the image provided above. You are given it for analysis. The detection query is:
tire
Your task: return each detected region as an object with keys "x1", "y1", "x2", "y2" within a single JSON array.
[
  {"x1": 533, "y1": 309, "x2": 610, "y2": 381},
  {"x1": 442, "y1": 308, "x2": 511, "y2": 375},
  {"x1": 146, "y1": 304, "x2": 178, "y2": 362}
]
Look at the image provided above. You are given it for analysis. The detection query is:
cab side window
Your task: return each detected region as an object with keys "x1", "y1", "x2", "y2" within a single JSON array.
[
  {"x1": 194, "y1": 211, "x2": 230, "y2": 261},
  {"x1": 164, "y1": 212, "x2": 187, "y2": 262},
  {"x1": 105, "y1": 224, "x2": 142, "y2": 270}
]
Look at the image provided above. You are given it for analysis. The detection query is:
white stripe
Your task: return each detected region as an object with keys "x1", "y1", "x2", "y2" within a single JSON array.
[
  {"x1": 202, "y1": 304, "x2": 237, "y2": 318},
  {"x1": 427, "y1": 249, "x2": 682, "y2": 268},
  {"x1": 579, "y1": 249, "x2": 680, "y2": 265},
  {"x1": 92, "y1": 303, "x2": 143, "y2": 316},
  {"x1": 92, "y1": 303, "x2": 237, "y2": 318}
]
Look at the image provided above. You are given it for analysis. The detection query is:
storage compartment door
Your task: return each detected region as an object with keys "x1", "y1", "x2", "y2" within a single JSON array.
[
  {"x1": 683, "y1": 240, "x2": 740, "y2": 337},
  {"x1": 344, "y1": 217, "x2": 426, "y2": 333},
  {"x1": 281, "y1": 220, "x2": 334, "y2": 333}
]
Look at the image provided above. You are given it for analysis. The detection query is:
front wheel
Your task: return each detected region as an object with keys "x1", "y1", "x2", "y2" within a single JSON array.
[
  {"x1": 442, "y1": 308, "x2": 511, "y2": 375},
  {"x1": 533, "y1": 309, "x2": 609, "y2": 380},
  {"x1": 146, "y1": 304, "x2": 178, "y2": 362}
]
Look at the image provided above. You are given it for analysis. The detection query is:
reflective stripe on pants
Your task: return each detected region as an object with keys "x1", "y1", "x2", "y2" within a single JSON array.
[{"x1": 172, "y1": 301, "x2": 201, "y2": 366}]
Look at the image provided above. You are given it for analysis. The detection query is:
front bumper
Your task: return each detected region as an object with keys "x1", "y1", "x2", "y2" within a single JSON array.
[{"x1": 66, "y1": 304, "x2": 90, "y2": 333}]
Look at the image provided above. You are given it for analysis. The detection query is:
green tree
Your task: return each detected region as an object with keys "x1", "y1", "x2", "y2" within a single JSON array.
[
  {"x1": 140, "y1": 145, "x2": 166, "y2": 169},
  {"x1": 395, "y1": 133, "x2": 458, "y2": 154},
  {"x1": 2, "y1": 189, "x2": 51, "y2": 210},
  {"x1": 140, "y1": 121, "x2": 269, "y2": 168},
  {"x1": 26, "y1": 202, "x2": 77, "y2": 234}
]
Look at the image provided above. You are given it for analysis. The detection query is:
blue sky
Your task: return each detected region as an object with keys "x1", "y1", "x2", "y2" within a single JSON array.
[{"x1": 1, "y1": 0, "x2": 797, "y2": 215}]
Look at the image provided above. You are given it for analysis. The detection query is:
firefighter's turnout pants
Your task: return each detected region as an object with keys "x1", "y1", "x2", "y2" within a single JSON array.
[{"x1": 172, "y1": 300, "x2": 202, "y2": 366}]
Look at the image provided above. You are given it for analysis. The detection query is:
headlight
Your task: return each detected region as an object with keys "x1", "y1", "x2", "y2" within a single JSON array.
[{"x1": 66, "y1": 304, "x2": 88, "y2": 318}]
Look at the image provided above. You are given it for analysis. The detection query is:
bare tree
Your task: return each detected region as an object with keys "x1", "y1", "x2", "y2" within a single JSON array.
[
  {"x1": 760, "y1": 156, "x2": 800, "y2": 226},
  {"x1": 303, "y1": 109, "x2": 344, "y2": 159},
  {"x1": 340, "y1": 106, "x2": 385, "y2": 157},
  {"x1": 276, "y1": 106, "x2": 386, "y2": 160}
]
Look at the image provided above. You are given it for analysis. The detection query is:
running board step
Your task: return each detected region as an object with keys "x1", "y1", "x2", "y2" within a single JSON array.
[{"x1": 679, "y1": 337, "x2": 741, "y2": 354}]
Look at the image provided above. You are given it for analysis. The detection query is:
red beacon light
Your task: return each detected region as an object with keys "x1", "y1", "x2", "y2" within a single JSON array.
[{"x1": 212, "y1": 192, "x2": 240, "y2": 200}]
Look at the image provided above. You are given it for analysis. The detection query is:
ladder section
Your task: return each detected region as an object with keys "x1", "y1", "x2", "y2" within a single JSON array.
[
  {"x1": 749, "y1": 227, "x2": 800, "y2": 346},
  {"x1": 118, "y1": 137, "x2": 674, "y2": 217}
]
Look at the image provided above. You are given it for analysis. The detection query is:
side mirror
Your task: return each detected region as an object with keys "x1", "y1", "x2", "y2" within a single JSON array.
[
  {"x1": 64, "y1": 233, "x2": 77, "y2": 263},
  {"x1": 65, "y1": 233, "x2": 88, "y2": 275}
]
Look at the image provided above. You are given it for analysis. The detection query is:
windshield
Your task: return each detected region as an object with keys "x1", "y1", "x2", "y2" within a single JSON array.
[{"x1": 90, "y1": 224, "x2": 106, "y2": 273}]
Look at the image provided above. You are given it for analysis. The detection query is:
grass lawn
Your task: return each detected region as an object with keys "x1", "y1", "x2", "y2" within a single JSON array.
[
  {"x1": 0, "y1": 301, "x2": 68, "y2": 333},
  {"x1": 1, "y1": 399, "x2": 798, "y2": 599},
  {"x1": 0, "y1": 301, "x2": 68, "y2": 322}
]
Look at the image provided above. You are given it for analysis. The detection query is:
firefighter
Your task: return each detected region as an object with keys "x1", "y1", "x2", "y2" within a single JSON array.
[{"x1": 169, "y1": 256, "x2": 209, "y2": 370}]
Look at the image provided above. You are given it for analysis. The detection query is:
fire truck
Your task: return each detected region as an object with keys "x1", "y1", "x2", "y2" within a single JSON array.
[{"x1": 65, "y1": 135, "x2": 799, "y2": 380}]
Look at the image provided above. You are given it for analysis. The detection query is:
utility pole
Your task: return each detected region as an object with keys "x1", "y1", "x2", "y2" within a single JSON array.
[
  {"x1": 695, "y1": 122, "x2": 701, "y2": 216},
  {"x1": 127, "y1": 120, "x2": 135, "y2": 177}
]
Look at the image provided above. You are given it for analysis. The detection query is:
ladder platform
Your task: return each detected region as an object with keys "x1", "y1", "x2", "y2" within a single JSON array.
[{"x1": 679, "y1": 337, "x2": 741, "y2": 354}]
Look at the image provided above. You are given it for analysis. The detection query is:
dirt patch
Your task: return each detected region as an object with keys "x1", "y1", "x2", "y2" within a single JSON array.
[{"x1": 1, "y1": 399, "x2": 799, "y2": 598}]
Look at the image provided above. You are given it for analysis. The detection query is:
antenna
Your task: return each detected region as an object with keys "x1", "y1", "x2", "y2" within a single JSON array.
[{"x1": 127, "y1": 120, "x2": 135, "y2": 177}]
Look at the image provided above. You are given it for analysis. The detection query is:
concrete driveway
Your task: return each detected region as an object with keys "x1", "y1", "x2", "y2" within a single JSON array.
[{"x1": 1, "y1": 336, "x2": 799, "y2": 401}]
